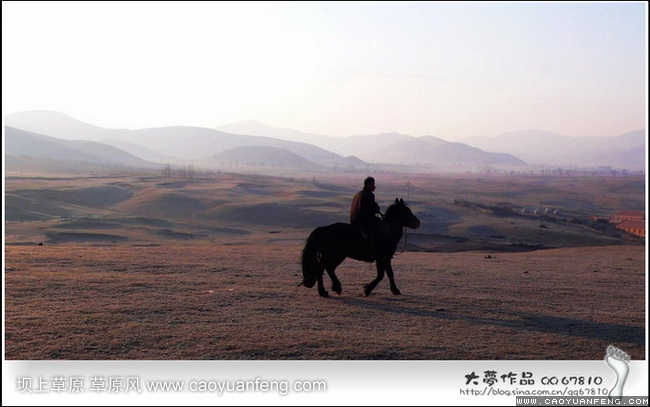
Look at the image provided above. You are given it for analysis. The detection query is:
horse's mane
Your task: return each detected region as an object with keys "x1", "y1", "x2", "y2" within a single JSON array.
[
  {"x1": 386, "y1": 198, "x2": 408, "y2": 212},
  {"x1": 384, "y1": 198, "x2": 407, "y2": 218}
]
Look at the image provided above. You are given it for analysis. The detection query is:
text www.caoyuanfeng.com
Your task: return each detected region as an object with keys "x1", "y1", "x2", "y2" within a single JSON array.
[
  {"x1": 146, "y1": 378, "x2": 326, "y2": 395},
  {"x1": 16, "y1": 376, "x2": 326, "y2": 396}
]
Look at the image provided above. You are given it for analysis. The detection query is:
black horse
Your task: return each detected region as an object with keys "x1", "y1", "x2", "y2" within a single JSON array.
[{"x1": 301, "y1": 198, "x2": 420, "y2": 297}]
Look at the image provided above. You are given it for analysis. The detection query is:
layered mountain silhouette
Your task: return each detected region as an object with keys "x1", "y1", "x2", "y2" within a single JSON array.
[
  {"x1": 5, "y1": 126, "x2": 156, "y2": 168},
  {"x1": 216, "y1": 121, "x2": 645, "y2": 171},
  {"x1": 5, "y1": 111, "x2": 362, "y2": 171},
  {"x1": 5, "y1": 110, "x2": 646, "y2": 173},
  {"x1": 211, "y1": 128, "x2": 527, "y2": 169},
  {"x1": 461, "y1": 129, "x2": 646, "y2": 170}
]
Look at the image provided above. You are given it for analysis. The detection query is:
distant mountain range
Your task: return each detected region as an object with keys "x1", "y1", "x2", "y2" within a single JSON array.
[
  {"x1": 5, "y1": 111, "x2": 358, "y2": 171},
  {"x1": 218, "y1": 120, "x2": 646, "y2": 171},
  {"x1": 5, "y1": 126, "x2": 155, "y2": 168},
  {"x1": 461, "y1": 129, "x2": 646, "y2": 170},
  {"x1": 4, "y1": 110, "x2": 646, "y2": 173},
  {"x1": 214, "y1": 121, "x2": 526, "y2": 168}
]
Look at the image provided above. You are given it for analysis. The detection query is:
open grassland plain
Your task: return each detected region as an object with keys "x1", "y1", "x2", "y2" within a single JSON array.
[
  {"x1": 4, "y1": 170, "x2": 646, "y2": 249},
  {"x1": 4, "y1": 243, "x2": 645, "y2": 360},
  {"x1": 4, "y1": 170, "x2": 647, "y2": 360}
]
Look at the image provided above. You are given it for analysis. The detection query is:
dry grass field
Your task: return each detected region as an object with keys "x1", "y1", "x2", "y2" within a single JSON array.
[
  {"x1": 4, "y1": 168, "x2": 647, "y2": 360},
  {"x1": 4, "y1": 243, "x2": 646, "y2": 360}
]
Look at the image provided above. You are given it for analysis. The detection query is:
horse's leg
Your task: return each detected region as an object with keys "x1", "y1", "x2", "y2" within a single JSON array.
[
  {"x1": 363, "y1": 259, "x2": 386, "y2": 297},
  {"x1": 384, "y1": 259, "x2": 401, "y2": 295},
  {"x1": 316, "y1": 267, "x2": 329, "y2": 297},
  {"x1": 324, "y1": 254, "x2": 345, "y2": 295},
  {"x1": 316, "y1": 265, "x2": 330, "y2": 297},
  {"x1": 325, "y1": 266, "x2": 342, "y2": 295}
]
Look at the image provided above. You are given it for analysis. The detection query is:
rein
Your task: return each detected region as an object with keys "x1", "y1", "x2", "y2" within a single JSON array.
[
  {"x1": 383, "y1": 209, "x2": 408, "y2": 256},
  {"x1": 395, "y1": 226, "x2": 407, "y2": 255}
]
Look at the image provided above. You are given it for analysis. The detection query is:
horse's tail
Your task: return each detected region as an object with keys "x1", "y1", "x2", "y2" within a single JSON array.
[{"x1": 301, "y1": 227, "x2": 323, "y2": 288}]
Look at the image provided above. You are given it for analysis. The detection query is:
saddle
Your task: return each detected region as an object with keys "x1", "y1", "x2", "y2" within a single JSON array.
[
  {"x1": 356, "y1": 227, "x2": 374, "y2": 245},
  {"x1": 354, "y1": 226, "x2": 393, "y2": 260}
]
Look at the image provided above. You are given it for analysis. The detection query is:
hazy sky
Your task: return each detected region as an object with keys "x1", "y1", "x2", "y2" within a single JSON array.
[{"x1": 2, "y1": 1, "x2": 647, "y2": 140}]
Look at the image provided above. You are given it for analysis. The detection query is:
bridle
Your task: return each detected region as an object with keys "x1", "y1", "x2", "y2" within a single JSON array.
[
  {"x1": 397, "y1": 226, "x2": 408, "y2": 255},
  {"x1": 382, "y1": 207, "x2": 410, "y2": 256}
]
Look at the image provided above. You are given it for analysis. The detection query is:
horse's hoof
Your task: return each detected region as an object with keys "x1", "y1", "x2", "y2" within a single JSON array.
[
  {"x1": 363, "y1": 288, "x2": 372, "y2": 297},
  {"x1": 319, "y1": 291, "x2": 330, "y2": 298},
  {"x1": 392, "y1": 289, "x2": 402, "y2": 295}
]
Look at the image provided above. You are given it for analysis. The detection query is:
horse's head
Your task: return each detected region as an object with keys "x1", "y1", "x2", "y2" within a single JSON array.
[{"x1": 385, "y1": 198, "x2": 420, "y2": 229}]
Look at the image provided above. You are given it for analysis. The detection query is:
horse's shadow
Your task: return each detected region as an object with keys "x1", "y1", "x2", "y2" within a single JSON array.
[{"x1": 338, "y1": 296, "x2": 644, "y2": 346}]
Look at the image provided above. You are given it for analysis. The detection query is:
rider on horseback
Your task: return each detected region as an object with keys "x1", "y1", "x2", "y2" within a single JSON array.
[{"x1": 349, "y1": 176, "x2": 390, "y2": 258}]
